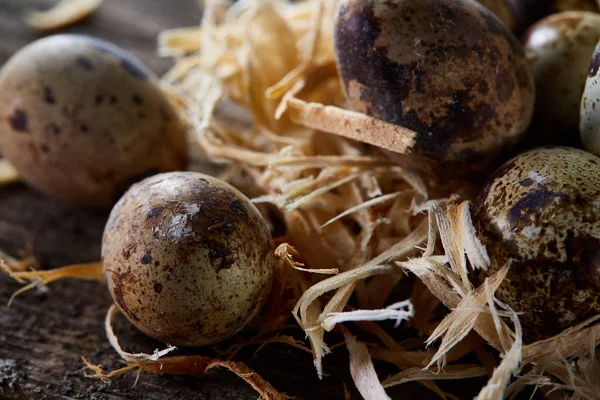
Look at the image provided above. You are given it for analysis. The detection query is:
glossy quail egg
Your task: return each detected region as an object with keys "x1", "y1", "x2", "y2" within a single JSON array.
[
  {"x1": 474, "y1": 146, "x2": 600, "y2": 341},
  {"x1": 102, "y1": 172, "x2": 275, "y2": 346},
  {"x1": 334, "y1": 0, "x2": 534, "y2": 169},
  {"x1": 580, "y1": 40, "x2": 600, "y2": 156},
  {"x1": 0, "y1": 35, "x2": 188, "y2": 207},
  {"x1": 524, "y1": 12, "x2": 600, "y2": 142}
]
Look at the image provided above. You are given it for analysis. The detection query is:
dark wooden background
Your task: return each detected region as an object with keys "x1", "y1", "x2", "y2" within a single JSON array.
[{"x1": 0, "y1": 1, "x2": 493, "y2": 399}]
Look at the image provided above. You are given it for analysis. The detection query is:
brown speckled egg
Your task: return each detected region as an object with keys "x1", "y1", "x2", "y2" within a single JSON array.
[
  {"x1": 474, "y1": 147, "x2": 600, "y2": 341},
  {"x1": 580, "y1": 40, "x2": 600, "y2": 156},
  {"x1": 334, "y1": 0, "x2": 534, "y2": 167},
  {"x1": 102, "y1": 172, "x2": 274, "y2": 347},
  {"x1": 524, "y1": 12, "x2": 600, "y2": 139},
  {"x1": 0, "y1": 35, "x2": 187, "y2": 207}
]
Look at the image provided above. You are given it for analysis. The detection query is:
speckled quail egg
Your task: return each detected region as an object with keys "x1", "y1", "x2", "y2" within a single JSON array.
[
  {"x1": 102, "y1": 172, "x2": 275, "y2": 346},
  {"x1": 334, "y1": 0, "x2": 534, "y2": 169},
  {"x1": 580, "y1": 40, "x2": 600, "y2": 156},
  {"x1": 524, "y1": 12, "x2": 600, "y2": 142},
  {"x1": 474, "y1": 146, "x2": 600, "y2": 341},
  {"x1": 0, "y1": 35, "x2": 188, "y2": 207}
]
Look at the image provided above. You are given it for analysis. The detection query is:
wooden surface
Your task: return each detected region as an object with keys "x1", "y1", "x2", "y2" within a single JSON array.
[
  {"x1": 0, "y1": 2, "x2": 496, "y2": 399},
  {"x1": 0, "y1": 1, "x2": 348, "y2": 399}
]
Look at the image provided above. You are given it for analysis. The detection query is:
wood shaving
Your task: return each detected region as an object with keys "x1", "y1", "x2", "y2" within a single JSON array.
[
  {"x1": 321, "y1": 299, "x2": 413, "y2": 331},
  {"x1": 85, "y1": 304, "x2": 290, "y2": 400},
  {"x1": 24, "y1": 0, "x2": 103, "y2": 31},
  {"x1": 286, "y1": 97, "x2": 418, "y2": 155},
  {"x1": 344, "y1": 330, "x2": 391, "y2": 400},
  {"x1": 0, "y1": 159, "x2": 19, "y2": 185},
  {"x1": 3, "y1": 261, "x2": 103, "y2": 306},
  {"x1": 382, "y1": 364, "x2": 487, "y2": 388}
]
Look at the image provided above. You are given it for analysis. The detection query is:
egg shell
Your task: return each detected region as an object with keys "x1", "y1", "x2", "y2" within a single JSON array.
[
  {"x1": 334, "y1": 0, "x2": 534, "y2": 166},
  {"x1": 474, "y1": 146, "x2": 600, "y2": 341},
  {"x1": 580, "y1": 40, "x2": 600, "y2": 156},
  {"x1": 0, "y1": 35, "x2": 188, "y2": 207},
  {"x1": 102, "y1": 172, "x2": 274, "y2": 347},
  {"x1": 524, "y1": 12, "x2": 600, "y2": 138}
]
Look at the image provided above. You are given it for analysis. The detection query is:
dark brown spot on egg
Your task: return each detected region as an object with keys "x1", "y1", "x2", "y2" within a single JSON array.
[
  {"x1": 146, "y1": 207, "x2": 164, "y2": 219},
  {"x1": 154, "y1": 282, "x2": 163, "y2": 293},
  {"x1": 229, "y1": 198, "x2": 248, "y2": 218},
  {"x1": 133, "y1": 94, "x2": 143, "y2": 105},
  {"x1": 75, "y1": 56, "x2": 94, "y2": 71},
  {"x1": 43, "y1": 87, "x2": 56, "y2": 104},
  {"x1": 506, "y1": 185, "x2": 570, "y2": 228},
  {"x1": 45, "y1": 122, "x2": 61, "y2": 135},
  {"x1": 141, "y1": 252, "x2": 152, "y2": 265},
  {"x1": 8, "y1": 109, "x2": 28, "y2": 132},
  {"x1": 519, "y1": 178, "x2": 534, "y2": 186},
  {"x1": 206, "y1": 241, "x2": 234, "y2": 270}
]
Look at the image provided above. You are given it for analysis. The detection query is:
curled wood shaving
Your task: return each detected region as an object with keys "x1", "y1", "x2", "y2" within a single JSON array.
[
  {"x1": 321, "y1": 299, "x2": 413, "y2": 331},
  {"x1": 3, "y1": 261, "x2": 103, "y2": 306},
  {"x1": 293, "y1": 220, "x2": 428, "y2": 377},
  {"x1": 105, "y1": 305, "x2": 177, "y2": 363},
  {"x1": 0, "y1": 250, "x2": 37, "y2": 273},
  {"x1": 0, "y1": 159, "x2": 19, "y2": 185},
  {"x1": 344, "y1": 330, "x2": 391, "y2": 400},
  {"x1": 382, "y1": 364, "x2": 487, "y2": 389},
  {"x1": 457, "y1": 202, "x2": 489, "y2": 271},
  {"x1": 322, "y1": 192, "x2": 403, "y2": 228},
  {"x1": 264, "y1": 0, "x2": 324, "y2": 99},
  {"x1": 424, "y1": 265, "x2": 509, "y2": 370},
  {"x1": 24, "y1": 0, "x2": 103, "y2": 31},
  {"x1": 294, "y1": 219, "x2": 428, "y2": 331},
  {"x1": 522, "y1": 315, "x2": 600, "y2": 366},
  {"x1": 275, "y1": 243, "x2": 339, "y2": 275},
  {"x1": 158, "y1": 27, "x2": 202, "y2": 58},
  {"x1": 474, "y1": 285, "x2": 522, "y2": 400},
  {"x1": 95, "y1": 305, "x2": 289, "y2": 400}
]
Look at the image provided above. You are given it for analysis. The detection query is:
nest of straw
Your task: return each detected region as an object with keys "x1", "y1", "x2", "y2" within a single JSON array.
[{"x1": 155, "y1": 1, "x2": 600, "y2": 399}]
